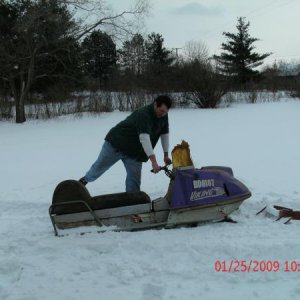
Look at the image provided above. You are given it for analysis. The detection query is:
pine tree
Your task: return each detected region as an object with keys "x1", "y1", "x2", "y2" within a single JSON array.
[
  {"x1": 145, "y1": 33, "x2": 174, "y2": 66},
  {"x1": 213, "y1": 17, "x2": 272, "y2": 83},
  {"x1": 0, "y1": 0, "x2": 81, "y2": 123},
  {"x1": 81, "y1": 30, "x2": 117, "y2": 82},
  {"x1": 118, "y1": 33, "x2": 147, "y2": 75}
]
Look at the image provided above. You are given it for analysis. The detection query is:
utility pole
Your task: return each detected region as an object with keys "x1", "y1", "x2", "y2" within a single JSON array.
[{"x1": 172, "y1": 47, "x2": 182, "y2": 58}]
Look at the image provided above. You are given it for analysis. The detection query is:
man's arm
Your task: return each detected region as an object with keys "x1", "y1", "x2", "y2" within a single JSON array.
[
  {"x1": 161, "y1": 133, "x2": 172, "y2": 165},
  {"x1": 139, "y1": 133, "x2": 160, "y2": 173}
]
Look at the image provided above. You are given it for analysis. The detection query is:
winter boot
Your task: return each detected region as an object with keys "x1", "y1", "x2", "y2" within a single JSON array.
[{"x1": 79, "y1": 177, "x2": 88, "y2": 185}]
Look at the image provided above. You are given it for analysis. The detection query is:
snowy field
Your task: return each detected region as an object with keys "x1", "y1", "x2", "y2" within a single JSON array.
[{"x1": 1, "y1": 99, "x2": 300, "y2": 300}]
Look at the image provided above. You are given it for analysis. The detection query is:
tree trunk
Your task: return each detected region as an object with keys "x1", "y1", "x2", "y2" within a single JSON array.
[
  {"x1": 15, "y1": 94, "x2": 26, "y2": 123},
  {"x1": 11, "y1": 56, "x2": 35, "y2": 123},
  {"x1": 9, "y1": 78, "x2": 26, "y2": 123}
]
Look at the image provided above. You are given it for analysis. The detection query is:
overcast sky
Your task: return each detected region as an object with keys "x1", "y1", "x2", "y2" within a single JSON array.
[{"x1": 109, "y1": 0, "x2": 300, "y2": 66}]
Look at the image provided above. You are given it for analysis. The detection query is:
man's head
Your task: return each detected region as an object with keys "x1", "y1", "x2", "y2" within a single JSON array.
[{"x1": 153, "y1": 95, "x2": 172, "y2": 118}]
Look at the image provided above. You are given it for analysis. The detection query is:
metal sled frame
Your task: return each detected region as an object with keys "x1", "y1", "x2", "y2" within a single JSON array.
[
  {"x1": 49, "y1": 200, "x2": 166, "y2": 236},
  {"x1": 49, "y1": 192, "x2": 249, "y2": 236},
  {"x1": 49, "y1": 200, "x2": 103, "y2": 236}
]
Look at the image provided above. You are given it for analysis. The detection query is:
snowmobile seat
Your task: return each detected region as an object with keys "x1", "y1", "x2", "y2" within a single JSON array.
[{"x1": 51, "y1": 180, "x2": 151, "y2": 215}]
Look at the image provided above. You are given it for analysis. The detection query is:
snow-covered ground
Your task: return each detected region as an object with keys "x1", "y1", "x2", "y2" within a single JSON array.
[{"x1": 1, "y1": 99, "x2": 300, "y2": 300}]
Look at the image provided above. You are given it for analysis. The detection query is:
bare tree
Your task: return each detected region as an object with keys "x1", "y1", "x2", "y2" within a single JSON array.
[
  {"x1": 0, "y1": 0, "x2": 149, "y2": 123},
  {"x1": 183, "y1": 62, "x2": 228, "y2": 108},
  {"x1": 183, "y1": 40, "x2": 209, "y2": 63},
  {"x1": 62, "y1": 0, "x2": 150, "y2": 41},
  {"x1": 0, "y1": 0, "x2": 82, "y2": 123}
]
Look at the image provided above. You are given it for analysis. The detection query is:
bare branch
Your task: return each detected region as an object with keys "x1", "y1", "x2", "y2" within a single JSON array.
[
  {"x1": 183, "y1": 40, "x2": 209, "y2": 63},
  {"x1": 69, "y1": 0, "x2": 150, "y2": 41}
]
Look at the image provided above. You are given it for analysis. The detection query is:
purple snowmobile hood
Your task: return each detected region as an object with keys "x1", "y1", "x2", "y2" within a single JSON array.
[{"x1": 171, "y1": 167, "x2": 251, "y2": 209}]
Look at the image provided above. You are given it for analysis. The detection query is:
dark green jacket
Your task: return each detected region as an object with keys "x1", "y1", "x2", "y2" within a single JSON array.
[{"x1": 105, "y1": 103, "x2": 169, "y2": 162}]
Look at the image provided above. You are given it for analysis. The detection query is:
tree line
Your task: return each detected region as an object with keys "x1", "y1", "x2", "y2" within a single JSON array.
[{"x1": 0, "y1": 1, "x2": 299, "y2": 123}]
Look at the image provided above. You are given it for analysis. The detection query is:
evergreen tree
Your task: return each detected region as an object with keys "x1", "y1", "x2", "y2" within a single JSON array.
[
  {"x1": 81, "y1": 30, "x2": 117, "y2": 83},
  {"x1": 213, "y1": 17, "x2": 271, "y2": 84},
  {"x1": 144, "y1": 32, "x2": 175, "y2": 90},
  {"x1": 0, "y1": 0, "x2": 148, "y2": 123},
  {"x1": 145, "y1": 33, "x2": 174, "y2": 66},
  {"x1": 0, "y1": 0, "x2": 81, "y2": 123},
  {"x1": 118, "y1": 33, "x2": 146, "y2": 75}
]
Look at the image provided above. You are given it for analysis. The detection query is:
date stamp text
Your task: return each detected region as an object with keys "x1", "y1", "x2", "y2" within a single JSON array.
[{"x1": 214, "y1": 260, "x2": 300, "y2": 273}]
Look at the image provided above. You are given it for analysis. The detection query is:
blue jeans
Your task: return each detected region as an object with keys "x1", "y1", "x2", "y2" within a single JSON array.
[{"x1": 84, "y1": 141, "x2": 142, "y2": 192}]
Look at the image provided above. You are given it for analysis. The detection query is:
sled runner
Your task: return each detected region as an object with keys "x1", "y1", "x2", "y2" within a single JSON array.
[{"x1": 49, "y1": 141, "x2": 251, "y2": 236}]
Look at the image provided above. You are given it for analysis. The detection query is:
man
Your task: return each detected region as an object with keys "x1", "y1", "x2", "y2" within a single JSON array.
[{"x1": 79, "y1": 95, "x2": 172, "y2": 192}]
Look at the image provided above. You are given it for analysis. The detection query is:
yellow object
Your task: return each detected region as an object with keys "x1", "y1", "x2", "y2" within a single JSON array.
[{"x1": 171, "y1": 140, "x2": 194, "y2": 168}]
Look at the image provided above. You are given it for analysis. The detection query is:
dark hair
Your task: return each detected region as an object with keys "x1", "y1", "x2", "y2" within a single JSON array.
[{"x1": 154, "y1": 95, "x2": 172, "y2": 109}]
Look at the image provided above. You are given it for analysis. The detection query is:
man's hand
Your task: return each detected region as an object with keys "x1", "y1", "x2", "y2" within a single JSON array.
[
  {"x1": 164, "y1": 152, "x2": 172, "y2": 165},
  {"x1": 164, "y1": 156, "x2": 172, "y2": 165},
  {"x1": 149, "y1": 154, "x2": 160, "y2": 173},
  {"x1": 151, "y1": 161, "x2": 161, "y2": 173}
]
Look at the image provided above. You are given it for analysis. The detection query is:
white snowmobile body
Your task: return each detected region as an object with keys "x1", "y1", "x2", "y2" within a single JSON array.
[{"x1": 49, "y1": 166, "x2": 251, "y2": 236}]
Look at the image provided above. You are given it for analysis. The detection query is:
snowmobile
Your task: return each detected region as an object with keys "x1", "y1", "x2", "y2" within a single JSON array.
[{"x1": 49, "y1": 141, "x2": 251, "y2": 236}]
